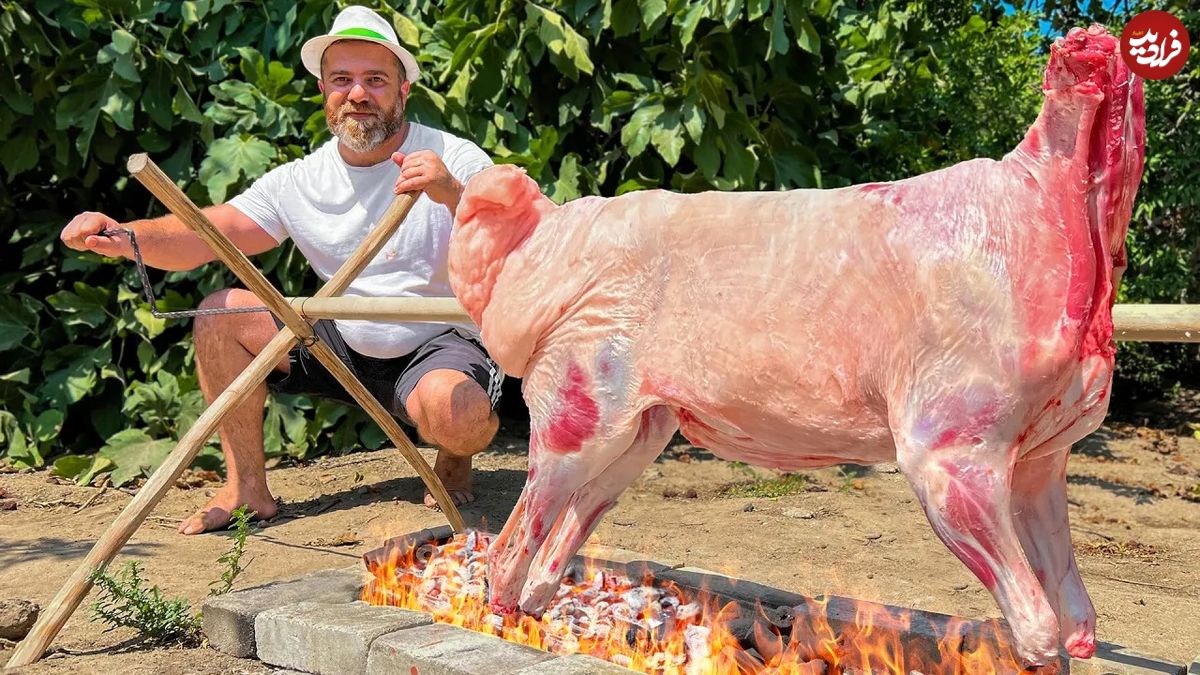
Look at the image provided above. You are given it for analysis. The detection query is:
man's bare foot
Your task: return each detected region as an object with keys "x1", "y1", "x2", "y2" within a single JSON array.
[
  {"x1": 424, "y1": 450, "x2": 475, "y2": 508},
  {"x1": 179, "y1": 484, "x2": 278, "y2": 535}
]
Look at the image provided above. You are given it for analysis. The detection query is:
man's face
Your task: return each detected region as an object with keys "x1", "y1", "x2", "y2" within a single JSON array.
[{"x1": 319, "y1": 40, "x2": 411, "y2": 153}]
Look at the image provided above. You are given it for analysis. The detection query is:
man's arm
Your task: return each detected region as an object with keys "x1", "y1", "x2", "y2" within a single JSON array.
[{"x1": 60, "y1": 203, "x2": 280, "y2": 272}]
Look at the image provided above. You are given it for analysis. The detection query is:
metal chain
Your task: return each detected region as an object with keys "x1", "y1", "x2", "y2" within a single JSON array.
[{"x1": 101, "y1": 227, "x2": 270, "y2": 320}]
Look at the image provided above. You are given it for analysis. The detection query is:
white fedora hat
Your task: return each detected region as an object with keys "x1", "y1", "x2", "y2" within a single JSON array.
[{"x1": 301, "y1": 6, "x2": 420, "y2": 83}]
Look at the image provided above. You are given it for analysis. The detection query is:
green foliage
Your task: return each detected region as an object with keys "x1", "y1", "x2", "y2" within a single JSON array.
[
  {"x1": 721, "y1": 473, "x2": 814, "y2": 498},
  {"x1": 209, "y1": 504, "x2": 257, "y2": 597},
  {"x1": 87, "y1": 561, "x2": 201, "y2": 646},
  {"x1": 88, "y1": 507, "x2": 260, "y2": 642},
  {"x1": 1, "y1": 0, "x2": 1196, "y2": 473}
]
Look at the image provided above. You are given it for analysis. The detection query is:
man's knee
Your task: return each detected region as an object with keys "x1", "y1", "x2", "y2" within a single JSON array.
[
  {"x1": 194, "y1": 289, "x2": 277, "y2": 358},
  {"x1": 195, "y1": 289, "x2": 261, "y2": 331},
  {"x1": 194, "y1": 289, "x2": 239, "y2": 345},
  {"x1": 407, "y1": 372, "x2": 497, "y2": 452}
]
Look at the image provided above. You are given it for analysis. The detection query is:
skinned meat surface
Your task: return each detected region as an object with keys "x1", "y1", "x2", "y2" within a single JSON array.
[{"x1": 448, "y1": 25, "x2": 1145, "y2": 667}]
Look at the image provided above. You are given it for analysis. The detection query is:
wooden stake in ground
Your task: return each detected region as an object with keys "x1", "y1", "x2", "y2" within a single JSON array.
[{"x1": 6, "y1": 154, "x2": 461, "y2": 668}]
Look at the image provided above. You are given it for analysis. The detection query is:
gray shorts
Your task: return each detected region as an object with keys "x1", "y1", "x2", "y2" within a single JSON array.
[{"x1": 265, "y1": 318, "x2": 503, "y2": 428}]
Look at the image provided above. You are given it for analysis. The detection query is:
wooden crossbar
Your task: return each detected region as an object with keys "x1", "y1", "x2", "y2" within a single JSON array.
[{"x1": 281, "y1": 296, "x2": 1200, "y2": 344}]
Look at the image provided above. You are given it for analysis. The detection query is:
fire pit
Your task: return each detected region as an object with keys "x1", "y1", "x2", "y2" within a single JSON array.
[
  {"x1": 201, "y1": 526, "x2": 1190, "y2": 675},
  {"x1": 359, "y1": 526, "x2": 1045, "y2": 674}
]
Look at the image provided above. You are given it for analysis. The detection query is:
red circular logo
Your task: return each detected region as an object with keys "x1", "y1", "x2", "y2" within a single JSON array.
[{"x1": 1121, "y1": 10, "x2": 1190, "y2": 80}]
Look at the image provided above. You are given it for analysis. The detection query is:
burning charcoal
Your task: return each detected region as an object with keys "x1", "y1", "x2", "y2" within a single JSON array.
[
  {"x1": 651, "y1": 613, "x2": 677, "y2": 643},
  {"x1": 546, "y1": 631, "x2": 579, "y2": 654},
  {"x1": 465, "y1": 529, "x2": 478, "y2": 552},
  {"x1": 611, "y1": 603, "x2": 636, "y2": 624},
  {"x1": 648, "y1": 652, "x2": 687, "y2": 671},
  {"x1": 561, "y1": 561, "x2": 585, "y2": 583},
  {"x1": 611, "y1": 654, "x2": 633, "y2": 669},
  {"x1": 685, "y1": 625, "x2": 712, "y2": 675},
  {"x1": 413, "y1": 543, "x2": 436, "y2": 568},
  {"x1": 725, "y1": 617, "x2": 758, "y2": 648},
  {"x1": 621, "y1": 589, "x2": 648, "y2": 612},
  {"x1": 422, "y1": 594, "x2": 451, "y2": 614},
  {"x1": 764, "y1": 605, "x2": 794, "y2": 629},
  {"x1": 721, "y1": 645, "x2": 766, "y2": 674},
  {"x1": 797, "y1": 659, "x2": 828, "y2": 675},
  {"x1": 675, "y1": 602, "x2": 701, "y2": 622}
]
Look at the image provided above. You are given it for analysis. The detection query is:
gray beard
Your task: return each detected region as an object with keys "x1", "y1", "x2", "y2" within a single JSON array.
[{"x1": 328, "y1": 97, "x2": 406, "y2": 154}]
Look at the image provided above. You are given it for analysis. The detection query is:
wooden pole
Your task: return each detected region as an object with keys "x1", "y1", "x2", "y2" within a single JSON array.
[
  {"x1": 280, "y1": 297, "x2": 1200, "y2": 344},
  {"x1": 5, "y1": 332, "x2": 295, "y2": 669},
  {"x1": 287, "y1": 296, "x2": 470, "y2": 323},
  {"x1": 6, "y1": 155, "x2": 460, "y2": 669},
  {"x1": 1111, "y1": 304, "x2": 1200, "y2": 343}
]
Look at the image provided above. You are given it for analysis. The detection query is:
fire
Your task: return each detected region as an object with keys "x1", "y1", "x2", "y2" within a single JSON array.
[{"x1": 361, "y1": 530, "x2": 1056, "y2": 675}]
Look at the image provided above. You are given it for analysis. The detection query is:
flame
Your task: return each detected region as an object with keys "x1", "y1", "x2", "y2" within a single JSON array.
[{"x1": 362, "y1": 530, "x2": 1057, "y2": 675}]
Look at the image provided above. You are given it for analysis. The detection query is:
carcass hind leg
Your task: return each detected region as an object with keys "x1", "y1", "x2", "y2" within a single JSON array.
[
  {"x1": 1012, "y1": 449, "x2": 1096, "y2": 658},
  {"x1": 518, "y1": 405, "x2": 678, "y2": 613},
  {"x1": 892, "y1": 427, "x2": 1059, "y2": 666}
]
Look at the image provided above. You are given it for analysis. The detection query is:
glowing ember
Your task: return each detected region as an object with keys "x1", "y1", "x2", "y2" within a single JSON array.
[{"x1": 362, "y1": 531, "x2": 1056, "y2": 675}]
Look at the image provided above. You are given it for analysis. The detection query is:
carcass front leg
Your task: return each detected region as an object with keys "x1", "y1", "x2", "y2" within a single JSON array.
[
  {"x1": 893, "y1": 408, "x2": 1059, "y2": 666},
  {"x1": 487, "y1": 355, "x2": 649, "y2": 614},
  {"x1": 1012, "y1": 449, "x2": 1096, "y2": 657},
  {"x1": 519, "y1": 405, "x2": 677, "y2": 612}
]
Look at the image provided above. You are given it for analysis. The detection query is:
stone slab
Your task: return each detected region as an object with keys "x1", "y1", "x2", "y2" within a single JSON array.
[
  {"x1": 201, "y1": 565, "x2": 365, "y2": 658},
  {"x1": 1190, "y1": 655, "x2": 1200, "y2": 675},
  {"x1": 256, "y1": 600, "x2": 430, "y2": 675},
  {"x1": 514, "y1": 653, "x2": 639, "y2": 674},
  {"x1": 367, "y1": 622, "x2": 555, "y2": 675}
]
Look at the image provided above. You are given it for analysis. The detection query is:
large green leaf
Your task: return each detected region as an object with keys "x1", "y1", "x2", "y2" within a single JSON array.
[
  {"x1": 0, "y1": 295, "x2": 39, "y2": 352},
  {"x1": 99, "y1": 429, "x2": 176, "y2": 487},
  {"x1": 47, "y1": 283, "x2": 111, "y2": 335},
  {"x1": 526, "y1": 4, "x2": 594, "y2": 78},
  {"x1": 52, "y1": 454, "x2": 114, "y2": 485},
  {"x1": 1, "y1": 134, "x2": 37, "y2": 179},
  {"x1": 198, "y1": 134, "x2": 277, "y2": 203},
  {"x1": 639, "y1": 0, "x2": 668, "y2": 28},
  {"x1": 41, "y1": 345, "x2": 109, "y2": 407}
]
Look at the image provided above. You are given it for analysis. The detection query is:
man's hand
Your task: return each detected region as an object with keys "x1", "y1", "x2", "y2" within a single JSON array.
[
  {"x1": 392, "y1": 151, "x2": 464, "y2": 213},
  {"x1": 60, "y1": 211, "x2": 132, "y2": 259}
]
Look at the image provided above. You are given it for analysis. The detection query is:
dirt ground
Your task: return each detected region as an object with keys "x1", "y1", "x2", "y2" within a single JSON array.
[{"x1": 2, "y1": 392, "x2": 1199, "y2": 674}]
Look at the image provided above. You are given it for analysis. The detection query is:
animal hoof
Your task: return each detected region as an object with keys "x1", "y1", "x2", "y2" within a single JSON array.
[{"x1": 1065, "y1": 632, "x2": 1096, "y2": 659}]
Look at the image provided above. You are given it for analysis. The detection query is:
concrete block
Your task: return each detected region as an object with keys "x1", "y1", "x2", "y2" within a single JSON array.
[
  {"x1": 255, "y1": 600, "x2": 430, "y2": 675},
  {"x1": 514, "y1": 653, "x2": 639, "y2": 674},
  {"x1": 367, "y1": 622, "x2": 555, "y2": 675},
  {"x1": 201, "y1": 565, "x2": 365, "y2": 658},
  {"x1": 1069, "y1": 643, "x2": 1187, "y2": 675}
]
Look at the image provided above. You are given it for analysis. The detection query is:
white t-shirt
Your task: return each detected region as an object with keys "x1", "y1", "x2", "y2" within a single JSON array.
[{"x1": 228, "y1": 123, "x2": 492, "y2": 358}]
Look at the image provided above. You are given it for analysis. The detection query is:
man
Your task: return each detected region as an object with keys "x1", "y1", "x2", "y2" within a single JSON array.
[{"x1": 59, "y1": 6, "x2": 503, "y2": 534}]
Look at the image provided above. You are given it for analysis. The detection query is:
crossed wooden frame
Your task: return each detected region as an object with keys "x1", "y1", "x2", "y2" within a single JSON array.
[{"x1": 7, "y1": 154, "x2": 465, "y2": 667}]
